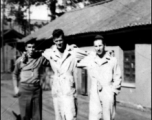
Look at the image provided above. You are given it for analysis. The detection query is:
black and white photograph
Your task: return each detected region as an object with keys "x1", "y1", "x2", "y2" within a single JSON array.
[{"x1": 1, "y1": 0, "x2": 151, "y2": 120}]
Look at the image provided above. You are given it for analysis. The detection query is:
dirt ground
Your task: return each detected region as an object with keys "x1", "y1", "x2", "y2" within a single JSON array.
[{"x1": 1, "y1": 80, "x2": 151, "y2": 120}]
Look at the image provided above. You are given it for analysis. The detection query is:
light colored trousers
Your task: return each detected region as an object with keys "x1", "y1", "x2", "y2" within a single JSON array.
[
  {"x1": 53, "y1": 96, "x2": 77, "y2": 120},
  {"x1": 89, "y1": 86, "x2": 116, "y2": 120}
]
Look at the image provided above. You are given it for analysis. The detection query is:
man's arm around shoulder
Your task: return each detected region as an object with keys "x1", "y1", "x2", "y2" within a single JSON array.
[{"x1": 42, "y1": 48, "x2": 53, "y2": 60}]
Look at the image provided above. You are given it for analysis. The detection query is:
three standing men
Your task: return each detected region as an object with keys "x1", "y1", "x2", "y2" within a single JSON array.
[
  {"x1": 13, "y1": 28, "x2": 122, "y2": 120},
  {"x1": 77, "y1": 35, "x2": 122, "y2": 120}
]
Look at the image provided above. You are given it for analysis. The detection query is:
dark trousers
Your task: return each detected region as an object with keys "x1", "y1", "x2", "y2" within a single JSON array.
[{"x1": 19, "y1": 84, "x2": 42, "y2": 120}]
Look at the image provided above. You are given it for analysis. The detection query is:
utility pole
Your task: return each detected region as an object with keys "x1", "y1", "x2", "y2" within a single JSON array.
[
  {"x1": 1, "y1": 0, "x2": 5, "y2": 72},
  {"x1": 28, "y1": 0, "x2": 31, "y2": 34}
]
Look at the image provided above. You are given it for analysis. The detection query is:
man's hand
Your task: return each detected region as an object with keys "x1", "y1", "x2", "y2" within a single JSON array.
[
  {"x1": 20, "y1": 52, "x2": 28, "y2": 63},
  {"x1": 13, "y1": 87, "x2": 20, "y2": 98},
  {"x1": 97, "y1": 81, "x2": 102, "y2": 92}
]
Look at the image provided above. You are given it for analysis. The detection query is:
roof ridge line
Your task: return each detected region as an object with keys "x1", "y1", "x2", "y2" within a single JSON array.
[{"x1": 64, "y1": 0, "x2": 113, "y2": 14}]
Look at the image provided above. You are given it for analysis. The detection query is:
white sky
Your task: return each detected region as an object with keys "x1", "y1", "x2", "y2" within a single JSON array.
[
  {"x1": 24, "y1": 5, "x2": 51, "y2": 20},
  {"x1": 25, "y1": 0, "x2": 64, "y2": 20}
]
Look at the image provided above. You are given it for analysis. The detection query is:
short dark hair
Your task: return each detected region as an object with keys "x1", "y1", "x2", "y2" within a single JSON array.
[
  {"x1": 25, "y1": 38, "x2": 36, "y2": 47},
  {"x1": 94, "y1": 35, "x2": 105, "y2": 45},
  {"x1": 52, "y1": 29, "x2": 65, "y2": 39}
]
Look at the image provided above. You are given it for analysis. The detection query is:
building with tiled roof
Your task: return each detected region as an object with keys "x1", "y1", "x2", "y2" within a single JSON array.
[
  {"x1": 20, "y1": 0, "x2": 151, "y2": 46},
  {"x1": 1, "y1": 29, "x2": 24, "y2": 72}
]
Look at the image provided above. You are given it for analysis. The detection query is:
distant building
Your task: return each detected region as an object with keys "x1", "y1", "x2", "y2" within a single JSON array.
[{"x1": 0, "y1": 29, "x2": 24, "y2": 72}]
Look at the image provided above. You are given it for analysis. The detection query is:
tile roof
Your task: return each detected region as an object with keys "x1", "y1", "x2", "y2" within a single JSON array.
[{"x1": 21, "y1": 0, "x2": 151, "y2": 42}]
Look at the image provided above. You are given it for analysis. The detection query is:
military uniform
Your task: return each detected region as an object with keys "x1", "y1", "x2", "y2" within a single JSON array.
[
  {"x1": 77, "y1": 51, "x2": 122, "y2": 120},
  {"x1": 13, "y1": 54, "x2": 49, "y2": 120},
  {"x1": 42, "y1": 44, "x2": 87, "y2": 120}
]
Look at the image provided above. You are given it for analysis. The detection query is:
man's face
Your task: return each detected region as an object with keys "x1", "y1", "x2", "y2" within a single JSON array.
[
  {"x1": 53, "y1": 35, "x2": 65, "y2": 50},
  {"x1": 94, "y1": 39, "x2": 105, "y2": 56},
  {"x1": 25, "y1": 43, "x2": 35, "y2": 57}
]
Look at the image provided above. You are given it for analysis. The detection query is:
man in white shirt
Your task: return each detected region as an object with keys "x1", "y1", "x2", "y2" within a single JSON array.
[
  {"x1": 42, "y1": 29, "x2": 87, "y2": 120},
  {"x1": 77, "y1": 35, "x2": 122, "y2": 120}
]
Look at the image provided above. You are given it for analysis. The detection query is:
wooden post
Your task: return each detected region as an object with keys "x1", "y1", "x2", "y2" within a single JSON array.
[{"x1": 1, "y1": 0, "x2": 5, "y2": 72}]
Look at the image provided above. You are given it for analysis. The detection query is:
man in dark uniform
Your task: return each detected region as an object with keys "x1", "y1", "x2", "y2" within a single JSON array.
[{"x1": 12, "y1": 39, "x2": 50, "y2": 120}]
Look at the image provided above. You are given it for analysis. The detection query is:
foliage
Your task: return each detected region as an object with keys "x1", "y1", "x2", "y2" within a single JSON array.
[
  {"x1": 7, "y1": 0, "x2": 63, "y2": 21},
  {"x1": 7, "y1": 4, "x2": 30, "y2": 35},
  {"x1": 5, "y1": 0, "x2": 106, "y2": 34}
]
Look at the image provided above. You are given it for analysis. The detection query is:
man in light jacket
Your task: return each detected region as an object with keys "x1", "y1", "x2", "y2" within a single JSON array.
[
  {"x1": 42, "y1": 29, "x2": 87, "y2": 120},
  {"x1": 77, "y1": 35, "x2": 122, "y2": 120}
]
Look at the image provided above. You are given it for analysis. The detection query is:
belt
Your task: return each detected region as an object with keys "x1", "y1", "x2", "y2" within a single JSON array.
[{"x1": 20, "y1": 82, "x2": 40, "y2": 87}]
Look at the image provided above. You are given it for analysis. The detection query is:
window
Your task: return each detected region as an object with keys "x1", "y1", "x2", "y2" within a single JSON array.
[
  {"x1": 81, "y1": 69, "x2": 88, "y2": 95},
  {"x1": 124, "y1": 51, "x2": 135, "y2": 84}
]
